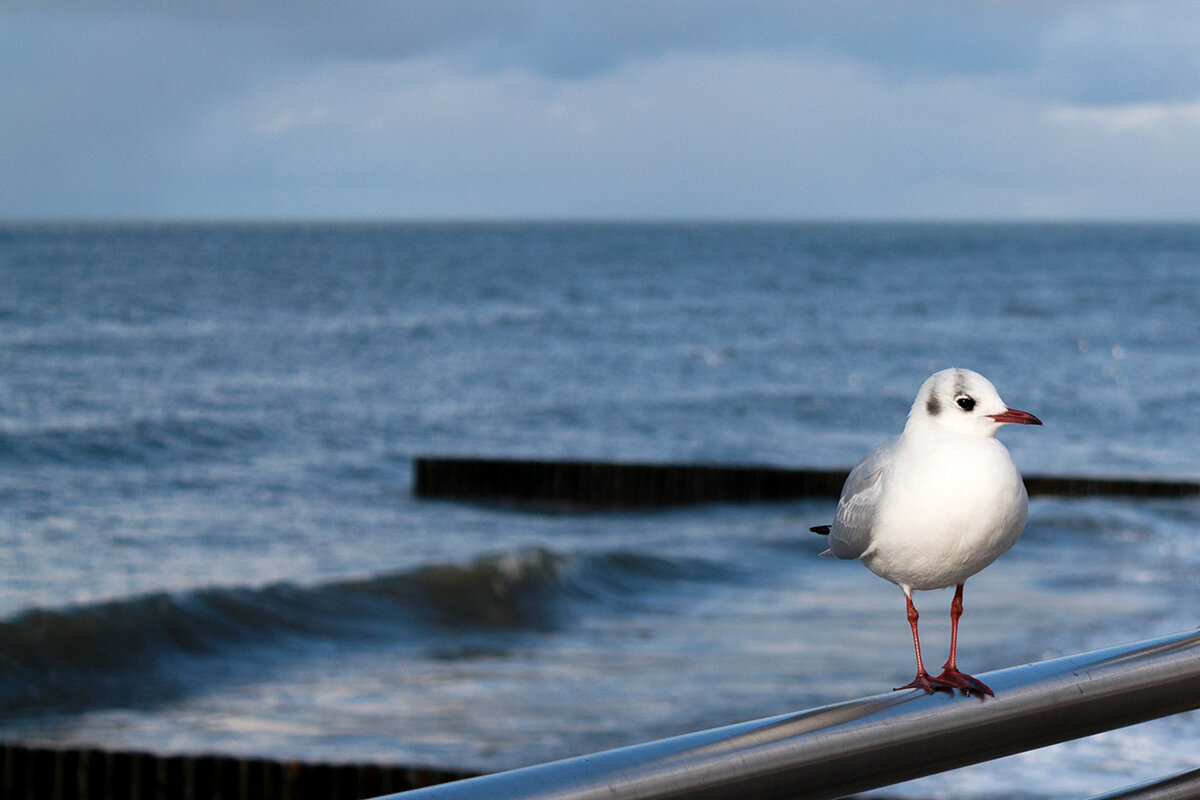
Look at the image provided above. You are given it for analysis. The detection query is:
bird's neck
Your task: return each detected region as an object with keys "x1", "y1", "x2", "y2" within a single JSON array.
[{"x1": 902, "y1": 418, "x2": 998, "y2": 442}]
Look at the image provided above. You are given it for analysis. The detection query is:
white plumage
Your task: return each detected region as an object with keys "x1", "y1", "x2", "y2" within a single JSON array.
[{"x1": 813, "y1": 368, "x2": 1042, "y2": 696}]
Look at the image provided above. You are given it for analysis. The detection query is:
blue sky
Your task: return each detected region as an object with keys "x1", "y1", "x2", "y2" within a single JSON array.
[{"x1": 4, "y1": 1, "x2": 1200, "y2": 220}]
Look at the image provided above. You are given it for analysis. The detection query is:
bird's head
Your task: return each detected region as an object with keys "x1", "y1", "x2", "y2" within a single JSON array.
[{"x1": 907, "y1": 368, "x2": 1042, "y2": 437}]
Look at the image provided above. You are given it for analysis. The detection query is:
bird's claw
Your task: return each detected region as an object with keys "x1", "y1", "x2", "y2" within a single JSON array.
[
  {"x1": 894, "y1": 669, "x2": 993, "y2": 697},
  {"x1": 893, "y1": 672, "x2": 956, "y2": 694},
  {"x1": 933, "y1": 666, "x2": 994, "y2": 697}
]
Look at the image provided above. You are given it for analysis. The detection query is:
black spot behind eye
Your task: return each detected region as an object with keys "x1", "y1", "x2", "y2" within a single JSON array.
[{"x1": 956, "y1": 396, "x2": 975, "y2": 411}]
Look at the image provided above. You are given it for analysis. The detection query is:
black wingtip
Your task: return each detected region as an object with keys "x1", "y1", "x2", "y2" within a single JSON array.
[{"x1": 810, "y1": 525, "x2": 831, "y2": 535}]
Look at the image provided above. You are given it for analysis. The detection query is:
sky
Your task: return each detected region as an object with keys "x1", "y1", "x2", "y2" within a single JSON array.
[{"x1": 4, "y1": 1, "x2": 1200, "y2": 221}]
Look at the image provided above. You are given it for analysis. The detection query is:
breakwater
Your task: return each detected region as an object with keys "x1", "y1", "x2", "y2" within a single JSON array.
[
  {"x1": 414, "y1": 456, "x2": 1200, "y2": 508},
  {"x1": 0, "y1": 743, "x2": 474, "y2": 800}
]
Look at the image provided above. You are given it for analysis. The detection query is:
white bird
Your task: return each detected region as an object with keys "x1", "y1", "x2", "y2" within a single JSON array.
[{"x1": 811, "y1": 368, "x2": 1042, "y2": 696}]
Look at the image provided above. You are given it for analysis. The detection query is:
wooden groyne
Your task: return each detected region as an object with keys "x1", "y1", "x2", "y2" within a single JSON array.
[
  {"x1": 0, "y1": 743, "x2": 475, "y2": 800},
  {"x1": 414, "y1": 456, "x2": 1200, "y2": 508}
]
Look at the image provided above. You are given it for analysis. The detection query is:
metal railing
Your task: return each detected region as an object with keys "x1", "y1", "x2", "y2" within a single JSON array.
[
  {"x1": 377, "y1": 628, "x2": 1200, "y2": 800},
  {"x1": 1090, "y1": 767, "x2": 1200, "y2": 800}
]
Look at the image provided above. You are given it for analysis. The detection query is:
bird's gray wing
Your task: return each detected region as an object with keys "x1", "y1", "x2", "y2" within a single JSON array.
[{"x1": 826, "y1": 437, "x2": 896, "y2": 560}]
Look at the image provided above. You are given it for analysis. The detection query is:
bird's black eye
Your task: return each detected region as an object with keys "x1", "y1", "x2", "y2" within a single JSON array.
[{"x1": 956, "y1": 396, "x2": 975, "y2": 411}]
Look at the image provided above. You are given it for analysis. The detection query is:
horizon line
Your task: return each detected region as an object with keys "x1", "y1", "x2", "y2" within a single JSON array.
[{"x1": 5, "y1": 215, "x2": 1200, "y2": 227}]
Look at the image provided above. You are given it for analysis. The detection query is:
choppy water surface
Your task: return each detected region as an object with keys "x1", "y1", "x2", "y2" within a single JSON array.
[{"x1": 2, "y1": 222, "x2": 1199, "y2": 798}]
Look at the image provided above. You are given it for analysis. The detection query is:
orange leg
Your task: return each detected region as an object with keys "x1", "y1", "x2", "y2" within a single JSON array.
[
  {"x1": 933, "y1": 583, "x2": 994, "y2": 697},
  {"x1": 893, "y1": 589, "x2": 954, "y2": 694}
]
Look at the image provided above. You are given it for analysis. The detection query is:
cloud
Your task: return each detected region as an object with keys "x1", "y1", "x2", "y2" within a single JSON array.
[
  {"x1": 1051, "y1": 101, "x2": 1200, "y2": 133},
  {"x1": 1037, "y1": 2, "x2": 1200, "y2": 104},
  {"x1": 4, "y1": 1, "x2": 1200, "y2": 218},
  {"x1": 174, "y1": 49, "x2": 1200, "y2": 220},
  {"x1": 25, "y1": 0, "x2": 1195, "y2": 99},
  {"x1": 0, "y1": 2, "x2": 1108, "y2": 81}
]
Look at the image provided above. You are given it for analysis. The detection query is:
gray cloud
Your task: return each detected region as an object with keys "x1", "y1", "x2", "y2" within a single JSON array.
[
  {"x1": 4, "y1": 1, "x2": 1200, "y2": 218},
  {"x1": 8, "y1": 1, "x2": 1156, "y2": 88}
]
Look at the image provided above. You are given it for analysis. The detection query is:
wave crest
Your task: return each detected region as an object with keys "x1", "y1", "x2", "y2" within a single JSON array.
[{"x1": 0, "y1": 546, "x2": 736, "y2": 714}]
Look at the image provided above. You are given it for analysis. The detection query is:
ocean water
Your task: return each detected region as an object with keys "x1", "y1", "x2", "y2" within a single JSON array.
[{"x1": 1, "y1": 221, "x2": 1199, "y2": 798}]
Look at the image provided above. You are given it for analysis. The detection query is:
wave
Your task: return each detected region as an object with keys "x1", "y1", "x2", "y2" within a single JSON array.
[
  {"x1": 0, "y1": 547, "x2": 737, "y2": 715},
  {"x1": 0, "y1": 416, "x2": 267, "y2": 467}
]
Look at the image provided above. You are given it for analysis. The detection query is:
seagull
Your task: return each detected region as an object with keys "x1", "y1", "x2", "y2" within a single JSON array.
[{"x1": 811, "y1": 368, "x2": 1042, "y2": 696}]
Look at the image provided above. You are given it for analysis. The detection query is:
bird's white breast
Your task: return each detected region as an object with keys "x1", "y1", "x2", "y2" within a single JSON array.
[{"x1": 857, "y1": 430, "x2": 1028, "y2": 591}]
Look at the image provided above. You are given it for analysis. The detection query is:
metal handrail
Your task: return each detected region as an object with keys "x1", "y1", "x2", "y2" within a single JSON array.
[
  {"x1": 1087, "y1": 767, "x2": 1200, "y2": 800},
  {"x1": 378, "y1": 628, "x2": 1200, "y2": 800}
]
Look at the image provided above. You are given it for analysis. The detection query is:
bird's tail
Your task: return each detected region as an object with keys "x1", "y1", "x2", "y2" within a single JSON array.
[{"x1": 810, "y1": 525, "x2": 835, "y2": 558}]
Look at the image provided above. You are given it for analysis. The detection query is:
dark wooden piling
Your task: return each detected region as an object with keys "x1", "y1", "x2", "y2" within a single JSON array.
[
  {"x1": 413, "y1": 456, "x2": 1200, "y2": 508},
  {"x1": 0, "y1": 743, "x2": 475, "y2": 800},
  {"x1": 414, "y1": 457, "x2": 850, "y2": 508},
  {"x1": 1020, "y1": 474, "x2": 1200, "y2": 498}
]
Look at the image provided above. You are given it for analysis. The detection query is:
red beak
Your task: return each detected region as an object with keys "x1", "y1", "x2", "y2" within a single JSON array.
[{"x1": 989, "y1": 407, "x2": 1042, "y2": 425}]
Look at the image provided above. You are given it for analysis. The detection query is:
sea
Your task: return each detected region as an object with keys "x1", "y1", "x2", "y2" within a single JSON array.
[{"x1": 2, "y1": 221, "x2": 1199, "y2": 799}]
